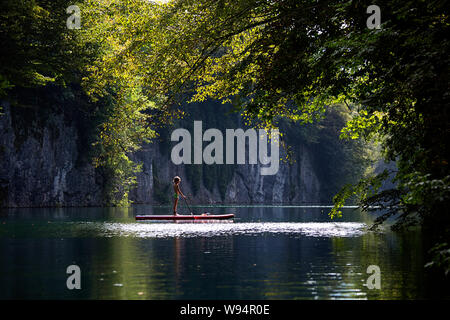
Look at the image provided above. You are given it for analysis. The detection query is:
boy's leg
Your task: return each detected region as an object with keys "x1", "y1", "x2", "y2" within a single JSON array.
[{"x1": 173, "y1": 198, "x2": 178, "y2": 215}]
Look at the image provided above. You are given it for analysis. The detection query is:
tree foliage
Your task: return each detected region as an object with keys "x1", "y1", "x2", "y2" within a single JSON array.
[
  {"x1": 0, "y1": 0, "x2": 161, "y2": 205},
  {"x1": 0, "y1": 0, "x2": 90, "y2": 94}
]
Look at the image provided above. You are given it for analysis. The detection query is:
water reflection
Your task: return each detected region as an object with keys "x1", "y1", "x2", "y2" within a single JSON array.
[{"x1": 83, "y1": 221, "x2": 366, "y2": 238}]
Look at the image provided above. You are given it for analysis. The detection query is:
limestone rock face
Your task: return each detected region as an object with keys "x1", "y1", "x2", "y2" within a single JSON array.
[
  {"x1": 1, "y1": 100, "x2": 322, "y2": 207},
  {"x1": 130, "y1": 142, "x2": 321, "y2": 205},
  {"x1": 0, "y1": 101, "x2": 102, "y2": 207}
]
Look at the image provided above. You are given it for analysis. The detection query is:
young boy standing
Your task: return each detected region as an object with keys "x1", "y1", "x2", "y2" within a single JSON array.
[{"x1": 172, "y1": 176, "x2": 186, "y2": 215}]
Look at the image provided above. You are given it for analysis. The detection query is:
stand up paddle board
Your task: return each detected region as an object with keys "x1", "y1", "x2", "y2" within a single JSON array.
[{"x1": 135, "y1": 213, "x2": 235, "y2": 220}]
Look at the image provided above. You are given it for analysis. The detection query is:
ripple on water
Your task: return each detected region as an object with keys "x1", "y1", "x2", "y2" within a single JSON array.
[{"x1": 79, "y1": 221, "x2": 366, "y2": 238}]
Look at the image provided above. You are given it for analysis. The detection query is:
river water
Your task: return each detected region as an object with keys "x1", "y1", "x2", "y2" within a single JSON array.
[{"x1": 0, "y1": 205, "x2": 446, "y2": 299}]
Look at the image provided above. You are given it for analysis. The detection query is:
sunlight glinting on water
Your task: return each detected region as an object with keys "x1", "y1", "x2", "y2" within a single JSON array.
[{"x1": 87, "y1": 222, "x2": 366, "y2": 238}]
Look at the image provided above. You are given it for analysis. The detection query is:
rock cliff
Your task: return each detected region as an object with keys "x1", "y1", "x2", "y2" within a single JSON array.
[{"x1": 0, "y1": 96, "x2": 339, "y2": 207}]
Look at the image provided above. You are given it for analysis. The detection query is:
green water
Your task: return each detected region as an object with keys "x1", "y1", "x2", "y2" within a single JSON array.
[{"x1": 0, "y1": 206, "x2": 447, "y2": 299}]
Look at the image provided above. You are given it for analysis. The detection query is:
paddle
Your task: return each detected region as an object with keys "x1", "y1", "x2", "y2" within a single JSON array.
[{"x1": 183, "y1": 196, "x2": 194, "y2": 215}]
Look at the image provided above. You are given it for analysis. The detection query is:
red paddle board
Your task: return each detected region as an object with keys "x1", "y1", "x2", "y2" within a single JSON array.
[{"x1": 135, "y1": 213, "x2": 235, "y2": 220}]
